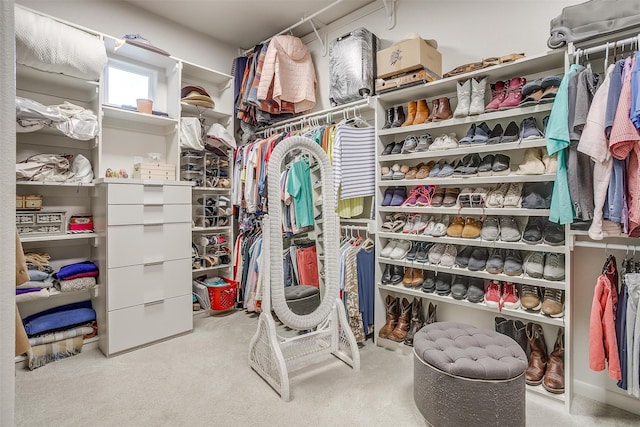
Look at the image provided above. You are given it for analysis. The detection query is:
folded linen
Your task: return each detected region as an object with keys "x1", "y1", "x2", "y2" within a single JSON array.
[
  {"x1": 22, "y1": 300, "x2": 95, "y2": 336},
  {"x1": 28, "y1": 324, "x2": 94, "y2": 346},
  {"x1": 55, "y1": 276, "x2": 96, "y2": 292},
  {"x1": 56, "y1": 261, "x2": 98, "y2": 280},
  {"x1": 27, "y1": 336, "x2": 84, "y2": 370}
]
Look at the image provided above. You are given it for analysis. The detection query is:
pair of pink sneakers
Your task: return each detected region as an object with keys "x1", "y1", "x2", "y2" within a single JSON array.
[{"x1": 485, "y1": 281, "x2": 520, "y2": 311}]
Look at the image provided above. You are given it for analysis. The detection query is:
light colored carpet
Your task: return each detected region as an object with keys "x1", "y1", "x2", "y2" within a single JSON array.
[{"x1": 15, "y1": 311, "x2": 640, "y2": 426}]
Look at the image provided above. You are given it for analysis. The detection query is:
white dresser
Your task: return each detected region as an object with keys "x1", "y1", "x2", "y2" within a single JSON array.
[{"x1": 95, "y1": 179, "x2": 193, "y2": 355}]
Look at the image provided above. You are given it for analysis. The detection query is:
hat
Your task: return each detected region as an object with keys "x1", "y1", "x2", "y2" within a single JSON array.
[
  {"x1": 181, "y1": 85, "x2": 215, "y2": 109},
  {"x1": 206, "y1": 123, "x2": 236, "y2": 149},
  {"x1": 122, "y1": 34, "x2": 170, "y2": 56},
  {"x1": 395, "y1": 32, "x2": 438, "y2": 50}
]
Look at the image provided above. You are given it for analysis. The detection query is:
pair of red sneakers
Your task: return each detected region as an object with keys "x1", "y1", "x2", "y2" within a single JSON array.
[{"x1": 485, "y1": 281, "x2": 520, "y2": 310}]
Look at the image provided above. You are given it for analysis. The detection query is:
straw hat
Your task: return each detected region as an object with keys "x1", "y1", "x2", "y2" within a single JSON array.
[{"x1": 181, "y1": 85, "x2": 215, "y2": 109}]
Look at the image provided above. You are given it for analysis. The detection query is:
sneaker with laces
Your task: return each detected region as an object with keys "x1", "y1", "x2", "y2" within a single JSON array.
[
  {"x1": 503, "y1": 249, "x2": 523, "y2": 276},
  {"x1": 522, "y1": 216, "x2": 545, "y2": 244},
  {"x1": 402, "y1": 187, "x2": 424, "y2": 207},
  {"x1": 428, "y1": 243, "x2": 446, "y2": 264},
  {"x1": 439, "y1": 244, "x2": 458, "y2": 267},
  {"x1": 423, "y1": 216, "x2": 438, "y2": 236},
  {"x1": 541, "y1": 288, "x2": 564, "y2": 317},
  {"x1": 415, "y1": 134, "x2": 432, "y2": 152},
  {"x1": 401, "y1": 135, "x2": 419, "y2": 154},
  {"x1": 543, "y1": 221, "x2": 565, "y2": 246},
  {"x1": 523, "y1": 252, "x2": 545, "y2": 278},
  {"x1": 486, "y1": 248, "x2": 506, "y2": 274},
  {"x1": 431, "y1": 216, "x2": 450, "y2": 237},
  {"x1": 543, "y1": 253, "x2": 565, "y2": 281},
  {"x1": 521, "y1": 284, "x2": 542, "y2": 311},
  {"x1": 467, "y1": 278, "x2": 485, "y2": 303},
  {"x1": 503, "y1": 182, "x2": 524, "y2": 207},
  {"x1": 501, "y1": 282, "x2": 521, "y2": 309},
  {"x1": 485, "y1": 281, "x2": 501, "y2": 308}
]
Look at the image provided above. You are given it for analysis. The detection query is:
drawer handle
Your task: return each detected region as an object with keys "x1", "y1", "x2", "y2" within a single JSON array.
[
  {"x1": 143, "y1": 202, "x2": 164, "y2": 206},
  {"x1": 144, "y1": 299, "x2": 164, "y2": 307},
  {"x1": 143, "y1": 260, "x2": 164, "y2": 266},
  {"x1": 143, "y1": 220, "x2": 164, "y2": 225}
]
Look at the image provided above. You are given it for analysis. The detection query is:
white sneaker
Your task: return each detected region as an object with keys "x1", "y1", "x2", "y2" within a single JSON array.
[
  {"x1": 440, "y1": 133, "x2": 459, "y2": 150},
  {"x1": 439, "y1": 244, "x2": 457, "y2": 267},
  {"x1": 432, "y1": 216, "x2": 450, "y2": 237},
  {"x1": 423, "y1": 216, "x2": 438, "y2": 236},
  {"x1": 380, "y1": 240, "x2": 398, "y2": 258},
  {"x1": 390, "y1": 240, "x2": 412, "y2": 260},
  {"x1": 428, "y1": 135, "x2": 446, "y2": 151},
  {"x1": 428, "y1": 243, "x2": 446, "y2": 264}
]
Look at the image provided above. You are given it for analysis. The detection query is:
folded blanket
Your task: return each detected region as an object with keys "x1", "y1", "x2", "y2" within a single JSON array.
[
  {"x1": 15, "y1": 288, "x2": 49, "y2": 303},
  {"x1": 28, "y1": 269, "x2": 51, "y2": 281},
  {"x1": 23, "y1": 300, "x2": 95, "y2": 336},
  {"x1": 27, "y1": 335, "x2": 84, "y2": 370},
  {"x1": 16, "y1": 279, "x2": 54, "y2": 289},
  {"x1": 55, "y1": 276, "x2": 96, "y2": 292},
  {"x1": 60, "y1": 271, "x2": 99, "y2": 281},
  {"x1": 28, "y1": 324, "x2": 94, "y2": 346},
  {"x1": 56, "y1": 261, "x2": 98, "y2": 280},
  {"x1": 16, "y1": 288, "x2": 42, "y2": 294}
]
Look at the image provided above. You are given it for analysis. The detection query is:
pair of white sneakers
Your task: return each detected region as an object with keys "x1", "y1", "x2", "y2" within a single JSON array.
[
  {"x1": 402, "y1": 214, "x2": 450, "y2": 236},
  {"x1": 380, "y1": 240, "x2": 412, "y2": 260},
  {"x1": 427, "y1": 133, "x2": 458, "y2": 151},
  {"x1": 428, "y1": 243, "x2": 457, "y2": 266}
]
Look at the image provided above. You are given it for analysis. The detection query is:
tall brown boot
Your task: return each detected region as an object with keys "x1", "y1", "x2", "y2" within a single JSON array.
[
  {"x1": 413, "y1": 99, "x2": 429, "y2": 125},
  {"x1": 425, "y1": 99, "x2": 439, "y2": 122},
  {"x1": 525, "y1": 322, "x2": 547, "y2": 385},
  {"x1": 433, "y1": 97, "x2": 453, "y2": 121},
  {"x1": 401, "y1": 101, "x2": 417, "y2": 126},
  {"x1": 426, "y1": 302, "x2": 437, "y2": 324},
  {"x1": 543, "y1": 329, "x2": 565, "y2": 394},
  {"x1": 404, "y1": 298, "x2": 424, "y2": 346},
  {"x1": 378, "y1": 295, "x2": 399, "y2": 339},
  {"x1": 388, "y1": 297, "x2": 412, "y2": 342}
]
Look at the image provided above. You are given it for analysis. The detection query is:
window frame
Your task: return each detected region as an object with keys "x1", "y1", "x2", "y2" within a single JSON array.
[{"x1": 105, "y1": 59, "x2": 158, "y2": 107}]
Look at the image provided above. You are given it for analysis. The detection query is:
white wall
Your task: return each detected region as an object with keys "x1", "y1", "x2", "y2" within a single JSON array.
[
  {"x1": 304, "y1": 0, "x2": 585, "y2": 110},
  {"x1": 0, "y1": 1, "x2": 16, "y2": 424},
  {"x1": 17, "y1": 0, "x2": 238, "y2": 74}
]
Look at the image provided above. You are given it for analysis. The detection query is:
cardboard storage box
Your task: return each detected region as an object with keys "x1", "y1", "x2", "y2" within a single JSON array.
[
  {"x1": 377, "y1": 38, "x2": 442, "y2": 79},
  {"x1": 133, "y1": 162, "x2": 176, "y2": 181}
]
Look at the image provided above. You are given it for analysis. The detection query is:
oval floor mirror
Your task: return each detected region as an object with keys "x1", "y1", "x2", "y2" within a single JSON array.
[{"x1": 248, "y1": 135, "x2": 360, "y2": 401}]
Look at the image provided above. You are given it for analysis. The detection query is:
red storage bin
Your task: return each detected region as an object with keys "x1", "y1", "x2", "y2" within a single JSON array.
[{"x1": 206, "y1": 277, "x2": 237, "y2": 311}]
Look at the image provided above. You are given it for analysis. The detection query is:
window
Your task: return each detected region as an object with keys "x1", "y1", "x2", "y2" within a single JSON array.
[{"x1": 105, "y1": 60, "x2": 157, "y2": 107}]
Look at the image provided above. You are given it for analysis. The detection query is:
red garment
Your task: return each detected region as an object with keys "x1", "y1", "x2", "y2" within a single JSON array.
[
  {"x1": 295, "y1": 245, "x2": 319, "y2": 288},
  {"x1": 589, "y1": 273, "x2": 622, "y2": 380}
]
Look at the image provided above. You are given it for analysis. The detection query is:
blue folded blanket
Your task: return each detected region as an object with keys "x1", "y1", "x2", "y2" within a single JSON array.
[
  {"x1": 23, "y1": 300, "x2": 96, "y2": 337},
  {"x1": 56, "y1": 261, "x2": 98, "y2": 280}
]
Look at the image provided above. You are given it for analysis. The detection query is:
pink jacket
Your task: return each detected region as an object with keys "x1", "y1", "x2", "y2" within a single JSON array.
[
  {"x1": 257, "y1": 35, "x2": 317, "y2": 113},
  {"x1": 589, "y1": 274, "x2": 622, "y2": 380}
]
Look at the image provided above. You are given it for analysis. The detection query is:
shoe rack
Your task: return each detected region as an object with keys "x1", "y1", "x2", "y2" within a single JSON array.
[{"x1": 373, "y1": 49, "x2": 571, "y2": 406}]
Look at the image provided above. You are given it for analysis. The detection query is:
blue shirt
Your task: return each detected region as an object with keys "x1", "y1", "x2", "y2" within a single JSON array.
[
  {"x1": 631, "y1": 52, "x2": 640, "y2": 128},
  {"x1": 605, "y1": 59, "x2": 625, "y2": 138},
  {"x1": 547, "y1": 64, "x2": 583, "y2": 224}
]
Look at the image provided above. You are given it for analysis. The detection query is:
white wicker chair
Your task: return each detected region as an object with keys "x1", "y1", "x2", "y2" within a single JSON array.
[{"x1": 248, "y1": 135, "x2": 360, "y2": 401}]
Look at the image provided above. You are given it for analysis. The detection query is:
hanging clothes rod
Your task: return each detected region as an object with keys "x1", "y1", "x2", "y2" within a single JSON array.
[
  {"x1": 573, "y1": 240, "x2": 640, "y2": 252},
  {"x1": 573, "y1": 33, "x2": 640, "y2": 60},
  {"x1": 256, "y1": 97, "x2": 372, "y2": 136},
  {"x1": 241, "y1": 0, "x2": 345, "y2": 55}
]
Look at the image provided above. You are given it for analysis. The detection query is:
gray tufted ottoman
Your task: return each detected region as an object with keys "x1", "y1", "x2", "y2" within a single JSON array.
[
  {"x1": 284, "y1": 285, "x2": 321, "y2": 315},
  {"x1": 413, "y1": 322, "x2": 528, "y2": 427}
]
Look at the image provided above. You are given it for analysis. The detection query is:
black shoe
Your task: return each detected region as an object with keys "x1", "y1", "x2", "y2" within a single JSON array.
[
  {"x1": 522, "y1": 216, "x2": 545, "y2": 244},
  {"x1": 390, "y1": 265, "x2": 404, "y2": 285},
  {"x1": 544, "y1": 220, "x2": 565, "y2": 245},
  {"x1": 477, "y1": 154, "x2": 495, "y2": 175},
  {"x1": 435, "y1": 273, "x2": 452, "y2": 296},
  {"x1": 461, "y1": 153, "x2": 482, "y2": 175},
  {"x1": 487, "y1": 123, "x2": 504, "y2": 144},
  {"x1": 381, "y1": 264, "x2": 392, "y2": 285},
  {"x1": 451, "y1": 276, "x2": 469, "y2": 300},
  {"x1": 501, "y1": 121, "x2": 520, "y2": 143},
  {"x1": 382, "y1": 142, "x2": 395, "y2": 155},
  {"x1": 391, "y1": 106, "x2": 405, "y2": 127},
  {"x1": 382, "y1": 107, "x2": 394, "y2": 129},
  {"x1": 421, "y1": 270, "x2": 436, "y2": 293}
]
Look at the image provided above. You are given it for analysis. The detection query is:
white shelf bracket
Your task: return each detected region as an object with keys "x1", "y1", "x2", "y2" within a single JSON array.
[
  {"x1": 382, "y1": 0, "x2": 397, "y2": 30},
  {"x1": 309, "y1": 19, "x2": 328, "y2": 57}
]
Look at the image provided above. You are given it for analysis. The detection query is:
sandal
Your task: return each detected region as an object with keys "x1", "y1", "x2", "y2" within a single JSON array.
[
  {"x1": 442, "y1": 187, "x2": 461, "y2": 207},
  {"x1": 405, "y1": 165, "x2": 420, "y2": 180},
  {"x1": 381, "y1": 166, "x2": 393, "y2": 180},
  {"x1": 416, "y1": 161, "x2": 435, "y2": 179},
  {"x1": 431, "y1": 187, "x2": 445, "y2": 207}
]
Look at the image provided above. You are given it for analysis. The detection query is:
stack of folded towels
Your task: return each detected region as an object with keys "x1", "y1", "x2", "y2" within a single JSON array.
[{"x1": 16, "y1": 252, "x2": 54, "y2": 302}]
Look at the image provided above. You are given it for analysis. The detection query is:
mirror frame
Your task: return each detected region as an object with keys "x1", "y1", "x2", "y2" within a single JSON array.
[{"x1": 267, "y1": 135, "x2": 339, "y2": 330}]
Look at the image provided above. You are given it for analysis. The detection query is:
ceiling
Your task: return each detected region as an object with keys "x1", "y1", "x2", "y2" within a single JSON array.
[{"x1": 125, "y1": 0, "x2": 376, "y2": 49}]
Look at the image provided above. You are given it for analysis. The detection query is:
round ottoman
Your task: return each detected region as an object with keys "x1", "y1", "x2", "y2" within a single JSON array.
[
  {"x1": 413, "y1": 322, "x2": 528, "y2": 427},
  {"x1": 284, "y1": 285, "x2": 320, "y2": 315}
]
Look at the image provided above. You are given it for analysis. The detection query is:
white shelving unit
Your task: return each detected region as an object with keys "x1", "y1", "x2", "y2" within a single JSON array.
[{"x1": 373, "y1": 50, "x2": 570, "y2": 407}]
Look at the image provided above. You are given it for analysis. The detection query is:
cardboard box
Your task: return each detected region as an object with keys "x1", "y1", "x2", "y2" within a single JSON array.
[{"x1": 377, "y1": 38, "x2": 442, "y2": 79}]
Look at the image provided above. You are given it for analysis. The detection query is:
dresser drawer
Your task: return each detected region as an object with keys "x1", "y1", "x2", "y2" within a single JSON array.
[
  {"x1": 107, "y1": 294, "x2": 192, "y2": 354},
  {"x1": 108, "y1": 204, "x2": 190, "y2": 225},
  {"x1": 107, "y1": 258, "x2": 191, "y2": 310},
  {"x1": 107, "y1": 222, "x2": 191, "y2": 268},
  {"x1": 107, "y1": 183, "x2": 191, "y2": 205}
]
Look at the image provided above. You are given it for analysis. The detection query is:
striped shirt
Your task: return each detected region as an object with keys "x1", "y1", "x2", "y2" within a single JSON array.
[{"x1": 333, "y1": 125, "x2": 375, "y2": 201}]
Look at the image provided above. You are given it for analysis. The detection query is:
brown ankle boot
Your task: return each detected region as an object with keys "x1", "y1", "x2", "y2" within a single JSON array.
[
  {"x1": 402, "y1": 101, "x2": 417, "y2": 126},
  {"x1": 525, "y1": 322, "x2": 547, "y2": 385},
  {"x1": 402, "y1": 267, "x2": 414, "y2": 286},
  {"x1": 378, "y1": 296, "x2": 399, "y2": 339},
  {"x1": 388, "y1": 298, "x2": 412, "y2": 342},
  {"x1": 410, "y1": 268, "x2": 424, "y2": 287},
  {"x1": 412, "y1": 99, "x2": 429, "y2": 125},
  {"x1": 543, "y1": 329, "x2": 564, "y2": 394},
  {"x1": 404, "y1": 298, "x2": 424, "y2": 346},
  {"x1": 425, "y1": 302, "x2": 437, "y2": 324},
  {"x1": 425, "y1": 99, "x2": 439, "y2": 122},
  {"x1": 433, "y1": 97, "x2": 452, "y2": 121}
]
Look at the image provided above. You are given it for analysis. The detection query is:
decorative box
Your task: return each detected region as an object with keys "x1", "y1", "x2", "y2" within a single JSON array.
[
  {"x1": 133, "y1": 162, "x2": 176, "y2": 181},
  {"x1": 16, "y1": 211, "x2": 65, "y2": 236},
  {"x1": 16, "y1": 194, "x2": 43, "y2": 210},
  {"x1": 68, "y1": 214, "x2": 94, "y2": 233}
]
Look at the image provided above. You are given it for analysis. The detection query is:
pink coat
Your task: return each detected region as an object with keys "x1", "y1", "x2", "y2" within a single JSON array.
[
  {"x1": 257, "y1": 35, "x2": 317, "y2": 113},
  {"x1": 589, "y1": 274, "x2": 622, "y2": 380}
]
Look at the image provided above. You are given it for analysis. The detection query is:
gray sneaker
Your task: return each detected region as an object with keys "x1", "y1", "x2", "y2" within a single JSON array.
[
  {"x1": 451, "y1": 276, "x2": 469, "y2": 300},
  {"x1": 468, "y1": 247, "x2": 489, "y2": 271},
  {"x1": 522, "y1": 217, "x2": 544, "y2": 244},
  {"x1": 486, "y1": 248, "x2": 506, "y2": 274},
  {"x1": 455, "y1": 246, "x2": 475, "y2": 268},
  {"x1": 467, "y1": 278, "x2": 485, "y2": 303},
  {"x1": 543, "y1": 221, "x2": 566, "y2": 246},
  {"x1": 499, "y1": 216, "x2": 522, "y2": 242},
  {"x1": 481, "y1": 216, "x2": 500, "y2": 241},
  {"x1": 421, "y1": 270, "x2": 437, "y2": 293},
  {"x1": 524, "y1": 252, "x2": 545, "y2": 278},
  {"x1": 503, "y1": 249, "x2": 523, "y2": 276},
  {"x1": 543, "y1": 253, "x2": 565, "y2": 281},
  {"x1": 435, "y1": 273, "x2": 453, "y2": 296}
]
